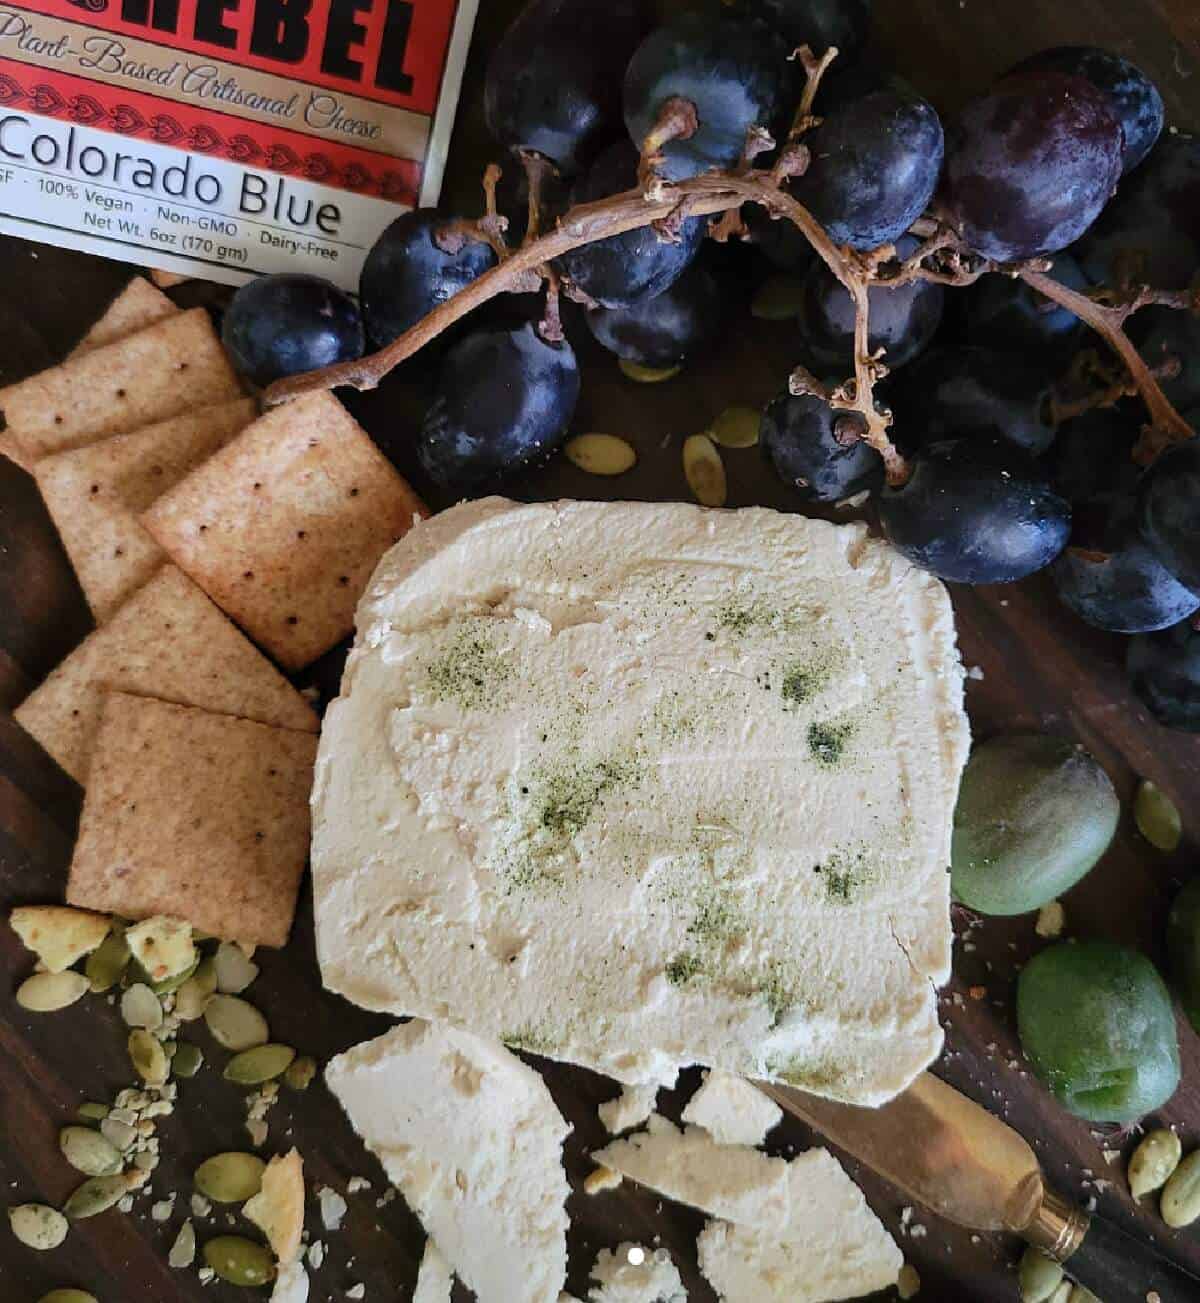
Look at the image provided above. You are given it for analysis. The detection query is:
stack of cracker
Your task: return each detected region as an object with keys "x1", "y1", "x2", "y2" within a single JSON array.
[{"x1": 2, "y1": 280, "x2": 426, "y2": 947}]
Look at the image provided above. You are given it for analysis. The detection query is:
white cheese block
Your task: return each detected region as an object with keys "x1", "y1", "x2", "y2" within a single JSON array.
[
  {"x1": 325, "y1": 1021, "x2": 570, "y2": 1303},
  {"x1": 588, "y1": 1243, "x2": 687, "y2": 1302},
  {"x1": 599, "y1": 1085, "x2": 659, "y2": 1135},
  {"x1": 592, "y1": 1114, "x2": 791, "y2": 1232},
  {"x1": 413, "y1": 1237, "x2": 454, "y2": 1303},
  {"x1": 681, "y1": 1071, "x2": 782, "y2": 1148},
  {"x1": 312, "y1": 498, "x2": 969, "y2": 1104},
  {"x1": 697, "y1": 1148, "x2": 902, "y2": 1302}
]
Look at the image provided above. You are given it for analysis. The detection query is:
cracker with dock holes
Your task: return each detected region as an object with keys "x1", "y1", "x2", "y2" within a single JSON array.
[
  {"x1": 34, "y1": 398, "x2": 257, "y2": 621},
  {"x1": 141, "y1": 392, "x2": 425, "y2": 670},
  {"x1": 15, "y1": 565, "x2": 318, "y2": 785},
  {"x1": 66, "y1": 693, "x2": 317, "y2": 947},
  {"x1": 67, "y1": 279, "x2": 177, "y2": 360},
  {"x1": 0, "y1": 308, "x2": 242, "y2": 470}
]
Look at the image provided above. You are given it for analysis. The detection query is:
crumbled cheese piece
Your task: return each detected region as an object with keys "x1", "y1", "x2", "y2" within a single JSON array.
[
  {"x1": 191, "y1": 1193, "x2": 212, "y2": 1219},
  {"x1": 587, "y1": 1242, "x2": 686, "y2": 1302},
  {"x1": 307, "y1": 1240, "x2": 325, "y2": 1270},
  {"x1": 317, "y1": 1187, "x2": 347, "y2": 1232},
  {"x1": 244, "y1": 1149, "x2": 305, "y2": 1264},
  {"x1": 681, "y1": 1071, "x2": 782, "y2": 1148},
  {"x1": 346, "y1": 1286, "x2": 365, "y2": 1300},
  {"x1": 593, "y1": 1115, "x2": 790, "y2": 1232},
  {"x1": 413, "y1": 1237, "x2": 455, "y2": 1303},
  {"x1": 126, "y1": 915, "x2": 196, "y2": 981},
  {"x1": 346, "y1": 1176, "x2": 372, "y2": 1194},
  {"x1": 271, "y1": 1260, "x2": 310, "y2": 1303},
  {"x1": 169, "y1": 1220, "x2": 196, "y2": 1268},
  {"x1": 697, "y1": 1149, "x2": 902, "y2": 1302},
  {"x1": 9, "y1": 905, "x2": 111, "y2": 972},
  {"x1": 1036, "y1": 901, "x2": 1065, "y2": 939},
  {"x1": 151, "y1": 1195, "x2": 176, "y2": 1222},
  {"x1": 584, "y1": 1166, "x2": 624, "y2": 1196},
  {"x1": 198, "y1": 1266, "x2": 216, "y2": 1284},
  {"x1": 327, "y1": 1021, "x2": 571, "y2": 1303},
  {"x1": 598, "y1": 1085, "x2": 659, "y2": 1136}
]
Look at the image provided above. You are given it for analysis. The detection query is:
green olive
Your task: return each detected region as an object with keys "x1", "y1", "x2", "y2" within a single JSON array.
[
  {"x1": 1017, "y1": 940, "x2": 1180, "y2": 1123},
  {"x1": 951, "y1": 734, "x2": 1118, "y2": 915},
  {"x1": 1167, "y1": 878, "x2": 1200, "y2": 1034}
]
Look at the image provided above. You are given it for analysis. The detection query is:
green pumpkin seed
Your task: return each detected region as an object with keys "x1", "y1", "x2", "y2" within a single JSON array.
[
  {"x1": 564, "y1": 433, "x2": 637, "y2": 477},
  {"x1": 751, "y1": 273, "x2": 806, "y2": 321},
  {"x1": 38, "y1": 1292, "x2": 99, "y2": 1303},
  {"x1": 204, "y1": 995, "x2": 268, "y2": 1051},
  {"x1": 202, "y1": 1235, "x2": 276, "y2": 1287},
  {"x1": 128, "y1": 1029, "x2": 168, "y2": 1086},
  {"x1": 1128, "y1": 1128, "x2": 1182, "y2": 1198},
  {"x1": 1135, "y1": 780, "x2": 1182, "y2": 852},
  {"x1": 175, "y1": 957, "x2": 217, "y2": 1021},
  {"x1": 682, "y1": 434, "x2": 727, "y2": 508},
  {"x1": 224, "y1": 1044, "x2": 296, "y2": 1086},
  {"x1": 283, "y1": 1055, "x2": 317, "y2": 1092},
  {"x1": 17, "y1": 970, "x2": 89, "y2": 1012},
  {"x1": 85, "y1": 927, "x2": 130, "y2": 993},
  {"x1": 59, "y1": 1126, "x2": 123, "y2": 1177},
  {"x1": 711, "y1": 405, "x2": 762, "y2": 449},
  {"x1": 195, "y1": 1153, "x2": 266, "y2": 1203},
  {"x1": 63, "y1": 1171, "x2": 144, "y2": 1219},
  {"x1": 1018, "y1": 1246, "x2": 1065, "y2": 1302},
  {"x1": 120, "y1": 982, "x2": 162, "y2": 1031},
  {"x1": 77, "y1": 1101, "x2": 110, "y2": 1124},
  {"x1": 9, "y1": 1203, "x2": 69, "y2": 1249},
  {"x1": 1161, "y1": 1148, "x2": 1200, "y2": 1227},
  {"x1": 618, "y1": 358, "x2": 681, "y2": 384},
  {"x1": 214, "y1": 942, "x2": 260, "y2": 994},
  {"x1": 173, "y1": 1043, "x2": 204, "y2": 1078}
]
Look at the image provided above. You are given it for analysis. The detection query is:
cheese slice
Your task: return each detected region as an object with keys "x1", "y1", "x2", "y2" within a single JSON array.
[
  {"x1": 413, "y1": 1237, "x2": 454, "y2": 1303},
  {"x1": 588, "y1": 1243, "x2": 687, "y2": 1302},
  {"x1": 325, "y1": 1021, "x2": 570, "y2": 1303},
  {"x1": 681, "y1": 1071, "x2": 782, "y2": 1149},
  {"x1": 312, "y1": 498, "x2": 969, "y2": 1104},
  {"x1": 592, "y1": 1115, "x2": 791, "y2": 1232},
  {"x1": 697, "y1": 1148, "x2": 902, "y2": 1302}
]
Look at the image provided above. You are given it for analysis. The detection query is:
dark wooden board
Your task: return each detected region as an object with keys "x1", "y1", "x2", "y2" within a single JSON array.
[{"x1": 2, "y1": 2, "x2": 1200, "y2": 1300}]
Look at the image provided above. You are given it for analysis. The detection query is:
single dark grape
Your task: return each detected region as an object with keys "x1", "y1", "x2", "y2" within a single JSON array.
[
  {"x1": 1052, "y1": 497, "x2": 1199, "y2": 634},
  {"x1": 895, "y1": 348, "x2": 1057, "y2": 456},
  {"x1": 879, "y1": 437, "x2": 1071, "y2": 584},
  {"x1": 1051, "y1": 407, "x2": 1140, "y2": 507},
  {"x1": 485, "y1": 0, "x2": 645, "y2": 174},
  {"x1": 792, "y1": 86, "x2": 943, "y2": 250},
  {"x1": 1006, "y1": 46, "x2": 1163, "y2": 175},
  {"x1": 360, "y1": 210, "x2": 497, "y2": 350},
  {"x1": 586, "y1": 265, "x2": 723, "y2": 368},
  {"x1": 1077, "y1": 132, "x2": 1200, "y2": 290},
  {"x1": 760, "y1": 391, "x2": 883, "y2": 502},
  {"x1": 747, "y1": 0, "x2": 872, "y2": 62},
  {"x1": 1128, "y1": 619, "x2": 1200, "y2": 732},
  {"x1": 798, "y1": 236, "x2": 943, "y2": 371},
  {"x1": 1138, "y1": 439, "x2": 1200, "y2": 591},
  {"x1": 943, "y1": 72, "x2": 1123, "y2": 262},
  {"x1": 558, "y1": 141, "x2": 704, "y2": 308},
  {"x1": 742, "y1": 203, "x2": 814, "y2": 273},
  {"x1": 221, "y1": 274, "x2": 362, "y2": 388},
  {"x1": 623, "y1": 13, "x2": 791, "y2": 182},
  {"x1": 419, "y1": 323, "x2": 580, "y2": 489},
  {"x1": 1137, "y1": 310, "x2": 1200, "y2": 416},
  {"x1": 962, "y1": 254, "x2": 1089, "y2": 362}
]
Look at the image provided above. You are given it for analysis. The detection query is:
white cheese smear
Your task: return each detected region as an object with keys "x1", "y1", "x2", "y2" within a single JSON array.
[{"x1": 312, "y1": 498, "x2": 970, "y2": 1103}]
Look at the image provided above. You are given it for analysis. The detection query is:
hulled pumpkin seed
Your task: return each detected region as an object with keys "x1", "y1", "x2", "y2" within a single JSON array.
[
  {"x1": 85, "y1": 927, "x2": 130, "y2": 993},
  {"x1": 63, "y1": 1171, "x2": 144, "y2": 1219},
  {"x1": 38, "y1": 1292, "x2": 99, "y2": 1303},
  {"x1": 283, "y1": 1055, "x2": 317, "y2": 1092},
  {"x1": 9, "y1": 1203, "x2": 69, "y2": 1249},
  {"x1": 175, "y1": 957, "x2": 217, "y2": 1021},
  {"x1": 59, "y1": 1126, "x2": 123, "y2": 1177},
  {"x1": 1161, "y1": 1148, "x2": 1200, "y2": 1227},
  {"x1": 173, "y1": 1043, "x2": 204, "y2": 1078},
  {"x1": 77, "y1": 1101, "x2": 109, "y2": 1124},
  {"x1": 711, "y1": 405, "x2": 762, "y2": 449},
  {"x1": 16, "y1": 970, "x2": 89, "y2": 1012},
  {"x1": 120, "y1": 982, "x2": 162, "y2": 1030},
  {"x1": 195, "y1": 1153, "x2": 266, "y2": 1203},
  {"x1": 214, "y1": 942, "x2": 259, "y2": 995},
  {"x1": 1135, "y1": 780, "x2": 1182, "y2": 852},
  {"x1": 128, "y1": 1029, "x2": 169, "y2": 1086},
  {"x1": 203, "y1": 1235, "x2": 276, "y2": 1287},
  {"x1": 682, "y1": 434, "x2": 727, "y2": 508},
  {"x1": 1018, "y1": 1246, "x2": 1065, "y2": 1302},
  {"x1": 204, "y1": 995, "x2": 268, "y2": 1051},
  {"x1": 169, "y1": 1218, "x2": 196, "y2": 1268},
  {"x1": 565, "y1": 434, "x2": 637, "y2": 477},
  {"x1": 1128, "y1": 1128, "x2": 1182, "y2": 1198},
  {"x1": 225, "y1": 1044, "x2": 296, "y2": 1086},
  {"x1": 617, "y1": 359, "x2": 681, "y2": 384},
  {"x1": 751, "y1": 273, "x2": 805, "y2": 321}
]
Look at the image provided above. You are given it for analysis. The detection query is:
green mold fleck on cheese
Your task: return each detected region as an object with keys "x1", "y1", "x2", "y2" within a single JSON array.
[
  {"x1": 665, "y1": 953, "x2": 705, "y2": 986},
  {"x1": 424, "y1": 620, "x2": 515, "y2": 710},
  {"x1": 807, "y1": 719, "x2": 855, "y2": 767}
]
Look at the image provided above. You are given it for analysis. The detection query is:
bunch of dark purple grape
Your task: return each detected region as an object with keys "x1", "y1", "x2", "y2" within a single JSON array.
[{"x1": 229, "y1": 1, "x2": 1200, "y2": 730}]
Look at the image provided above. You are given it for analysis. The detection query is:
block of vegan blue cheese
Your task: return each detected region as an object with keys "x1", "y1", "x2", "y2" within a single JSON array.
[{"x1": 311, "y1": 498, "x2": 970, "y2": 1103}]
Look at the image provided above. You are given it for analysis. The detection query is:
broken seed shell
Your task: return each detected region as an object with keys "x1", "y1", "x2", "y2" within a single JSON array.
[
  {"x1": 202, "y1": 1235, "x2": 276, "y2": 1287},
  {"x1": 128, "y1": 1029, "x2": 169, "y2": 1086},
  {"x1": 63, "y1": 1171, "x2": 144, "y2": 1219},
  {"x1": 85, "y1": 927, "x2": 131, "y2": 993},
  {"x1": 59, "y1": 1126, "x2": 123, "y2": 1177},
  {"x1": 214, "y1": 942, "x2": 260, "y2": 995},
  {"x1": 195, "y1": 1153, "x2": 266, "y2": 1204},
  {"x1": 204, "y1": 995, "x2": 269, "y2": 1051},
  {"x1": 9, "y1": 1203, "x2": 69, "y2": 1249},
  {"x1": 1018, "y1": 1246, "x2": 1065, "y2": 1302},
  {"x1": 1161, "y1": 1148, "x2": 1200, "y2": 1227},
  {"x1": 120, "y1": 982, "x2": 163, "y2": 1030},
  {"x1": 173, "y1": 1043, "x2": 204, "y2": 1078},
  {"x1": 224, "y1": 1044, "x2": 296, "y2": 1086},
  {"x1": 682, "y1": 434, "x2": 727, "y2": 508},
  {"x1": 1135, "y1": 780, "x2": 1182, "y2": 852},
  {"x1": 565, "y1": 433, "x2": 637, "y2": 477},
  {"x1": 174, "y1": 957, "x2": 217, "y2": 1022},
  {"x1": 618, "y1": 358, "x2": 681, "y2": 384},
  {"x1": 16, "y1": 970, "x2": 89, "y2": 1012},
  {"x1": 169, "y1": 1218, "x2": 197, "y2": 1268},
  {"x1": 38, "y1": 1292, "x2": 99, "y2": 1303},
  {"x1": 1128, "y1": 1128, "x2": 1182, "y2": 1199},
  {"x1": 711, "y1": 405, "x2": 762, "y2": 449},
  {"x1": 751, "y1": 273, "x2": 806, "y2": 320},
  {"x1": 283, "y1": 1055, "x2": 317, "y2": 1092}
]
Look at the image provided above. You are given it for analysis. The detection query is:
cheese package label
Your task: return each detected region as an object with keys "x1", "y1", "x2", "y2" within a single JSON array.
[{"x1": 0, "y1": 0, "x2": 480, "y2": 287}]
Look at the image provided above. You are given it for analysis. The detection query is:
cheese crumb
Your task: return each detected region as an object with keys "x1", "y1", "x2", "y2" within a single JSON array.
[
  {"x1": 317, "y1": 1186, "x2": 347, "y2": 1232},
  {"x1": 681, "y1": 1070, "x2": 783, "y2": 1148},
  {"x1": 346, "y1": 1176, "x2": 372, "y2": 1194},
  {"x1": 584, "y1": 1166, "x2": 624, "y2": 1196},
  {"x1": 346, "y1": 1286, "x2": 365, "y2": 1300},
  {"x1": 587, "y1": 1242, "x2": 685, "y2": 1302},
  {"x1": 598, "y1": 1085, "x2": 659, "y2": 1135},
  {"x1": 1036, "y1": 901, "x2": 1065, "y2": 939}
]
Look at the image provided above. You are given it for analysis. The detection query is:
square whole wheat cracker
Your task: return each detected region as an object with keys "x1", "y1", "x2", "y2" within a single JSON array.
[
  {"x1": 66, "y1": 692, "x2": 317, "y2": 947},
  {"x1": 68, "y1": 280, "x2": 177, "y2": 360},
  {"x1": 35, "y1": 398, "x2": 257, "y2": 621},
  {"x1": 0, "y1": 308, "x2": 242, "y2": 470},
  {"x1": 141, "y1": 392, "x2": 426, "y2": 671},
  {"x1": 15, "y1": 564, "x2": 318, "y2": 785}
]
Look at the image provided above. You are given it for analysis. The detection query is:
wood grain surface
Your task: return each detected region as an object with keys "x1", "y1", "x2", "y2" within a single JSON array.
[{"x1": 2, "y1": 2, "x2": 1200, "y2": 1300}]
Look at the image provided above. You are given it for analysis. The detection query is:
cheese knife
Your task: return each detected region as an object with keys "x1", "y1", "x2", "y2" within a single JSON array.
[{"x1": 759, "y1": 1072, "x2": 1200, "y2": 1302}]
